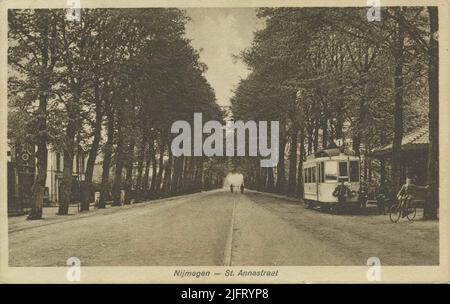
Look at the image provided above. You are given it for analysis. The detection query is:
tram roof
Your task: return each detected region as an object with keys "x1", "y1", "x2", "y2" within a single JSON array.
[{"x1": 306, "y1": 148, "x2": 357, "y2": 160}]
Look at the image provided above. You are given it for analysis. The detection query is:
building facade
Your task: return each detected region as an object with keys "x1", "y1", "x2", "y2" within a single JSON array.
[{"x1": 7, "y1": 142, "x2": 87, "y2": 214}]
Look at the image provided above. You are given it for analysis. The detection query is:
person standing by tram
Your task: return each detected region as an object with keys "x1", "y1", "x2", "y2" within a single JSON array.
[
  {"x1": 230, "y1": 184, "x2": 234, "y2": 193},
  {"x1": 333, "y1": 180, "x2": 351, "y2": 205}
]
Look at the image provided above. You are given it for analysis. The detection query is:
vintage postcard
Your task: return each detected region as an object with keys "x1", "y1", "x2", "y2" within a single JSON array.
[{"x1": 0, "y1": 0, "x2": 449, "y2": 284}]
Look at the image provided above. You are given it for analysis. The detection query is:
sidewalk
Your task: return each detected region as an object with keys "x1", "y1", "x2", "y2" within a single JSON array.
[
  {"x1": 8, "y1": 189, "x2": 223, "y2": 233},
  {"x1": 245, "y1": 189, "x2": 302, "y2": 203}
]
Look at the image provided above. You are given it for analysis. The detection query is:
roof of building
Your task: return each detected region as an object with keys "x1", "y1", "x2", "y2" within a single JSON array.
[{"x1": 371, "y1": 126, "x2": 429, "y2": 157}]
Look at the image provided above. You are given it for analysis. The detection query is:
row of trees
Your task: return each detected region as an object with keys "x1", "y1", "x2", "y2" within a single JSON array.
[
  {"x1": 8, "y1": 9, "x2": 226, "y2": 219},
  {"x1": 231, "y1": 7, "x2": 438, "y2": 219}
]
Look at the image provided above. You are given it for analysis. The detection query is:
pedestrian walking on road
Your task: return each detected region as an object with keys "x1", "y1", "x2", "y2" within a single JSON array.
[
  {"x1": 240, "y1": 184, "x2": 244, "y2": 194},
  {"x1": 230, "y1": 184, "x2": 234, "y2": 193}
]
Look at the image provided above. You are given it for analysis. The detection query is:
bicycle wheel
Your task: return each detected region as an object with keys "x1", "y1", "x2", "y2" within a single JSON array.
[
  {"x1": 406, "y1": 207, "x2": 417, "y2": 221},
  {"x1": 389, "y1": 204, "x2": 401, "y2": 223}
]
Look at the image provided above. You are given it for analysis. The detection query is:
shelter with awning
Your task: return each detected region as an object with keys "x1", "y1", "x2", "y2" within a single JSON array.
[{"x1": 370, "y1": 126, "x2": 429, "y2": 185}]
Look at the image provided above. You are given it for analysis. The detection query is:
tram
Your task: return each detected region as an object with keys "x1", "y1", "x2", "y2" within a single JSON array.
[{"x1": 302, "y1": 148, "x2": 361, "y2": 210}]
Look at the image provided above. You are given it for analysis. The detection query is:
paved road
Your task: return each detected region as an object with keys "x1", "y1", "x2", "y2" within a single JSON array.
[{"x1": 8, "y1": 189, "x2": 438, "y2": 266}]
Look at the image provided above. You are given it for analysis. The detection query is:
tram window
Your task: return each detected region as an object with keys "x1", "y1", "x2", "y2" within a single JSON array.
[
  {"x1": 338, "y1": 161, "x2": 349, "y2": 182},
  {"x1": 325, "y1": 161, "x2": 338, "y2": 181},
  {"x1": 312, "y1": 167, "x2": 316, "y2": 183},
  {"x1": 350, "y1": 161, "x2": 360, "y2": 182},
  {"x1": 339, "y1": 162, "x2": 348, "y2": 176},
  {"x1": 320, "y1": 162, "x2": 325, "y2": 183}
]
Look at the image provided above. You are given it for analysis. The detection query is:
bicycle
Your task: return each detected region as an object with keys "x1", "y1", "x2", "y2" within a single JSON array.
[{"x1": 389, "y1": 196, "x2": 417, "y2": 223}]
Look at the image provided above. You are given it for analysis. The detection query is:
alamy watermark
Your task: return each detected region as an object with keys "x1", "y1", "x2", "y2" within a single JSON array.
[
  {"x1": 367, "y1": 0, "x2": 381, "y2": 22},
  {"x1": 66, "y1": 257, "x2": 81, "y2": 282},
  {"x1": 170, "y1": 113, "x2": 279, "y2": 167},
  {"x1": 366, "y1": 257, "x2": 381, "y2": 282},
  {"x1": 66, "y1": 0, "x2": 81, "y2": 22}
]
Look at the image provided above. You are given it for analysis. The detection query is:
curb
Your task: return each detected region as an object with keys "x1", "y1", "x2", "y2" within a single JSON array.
[{"x1": 245, "y1": 189, "x2": 303, "y2": 203}]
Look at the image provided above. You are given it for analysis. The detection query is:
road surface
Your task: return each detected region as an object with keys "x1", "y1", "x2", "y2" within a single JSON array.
[{"x1": 8, "y1": 189, "x2": 439, "y2": 266}]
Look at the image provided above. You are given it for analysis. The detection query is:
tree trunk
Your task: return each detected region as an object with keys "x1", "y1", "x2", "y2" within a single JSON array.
[
  {"x1": 321, "y1": 115, "x2": 328, "y2": 149},
  {"x1": 379, "y1": 130, "x2": 386, "y2": 189},
  {"x1": 28, "y1": 93, "x2": 48, "y2": 220},
  {"x1": 313, "y1": 117, "x2": 319, "y2": 152},
  {"x1": 176, "y1": 156, "x2": 185, "y2": 194},
  {"x1": 183, "y1": 156, "x2": 193, "y2": 194},
  {"x1": 352, "y1": 135, "x2": 361, "y2": 157},
  {"x1": 297, "y1": 127, "x2": 305, "y2": 199},
  {"x1": 112, "y1": 114, "x2": 124, "y2": 206},
  {"x1": 171, "y1": 157, "x2": 180, "y2": 194},
  {"x1": 162, "y1": 146, "x2": 173, "y2": 196},
  {"x1": 124, "y1": 138, "x2": 135, "y2": 204},
  {"x1": 288, "y1": 127, "x2": 298, "y2": 196},
  {"x1": 81, "y1": 91, "x2": 102, "y2": 211},
  {"x1": 27, "y1": 17, "x2": 52, "y2": 220},
  {"x1": 363, "y1": 150, "x2": 368, "y2": 182},
  {"x1": 276, "y1": 122, "x2": 286, "y2": 194},
  {"x1": 135, "y1": 135, "x2": 146, "y2": 197},
  {"x1": 149, "y1": 144, "x2": 158, "y2": 196},
  {"x1": 99, "y1": 107, "x2": 114, "y2": 208},
  {"x1": 307, "y1": 122, "x2": 313, "y2": 154},
  {"x1": 424, "y1": 6, "x2": 439, "y2": 220},
  {"x1": 58, "y1": 107, "x2": 77, "y2": 215},
  {"x1": 155, "y1": 133, "x2": 166, "y2": 196},
  {"x1": 142, "y1": 156, "x2": 150, "y2": 193},
  {"x1": 335, "y1": 107, "x2": 344, "y2": 140},
  {"x1": 391, "y1": 20, "x2": 405, "y2": 200},
  {"x1": 255, "y1": 161, "x2": 262, "y2": 191},
  {"x1": 261, "y1": 167, "x2": 268, "y2": 191},
  {"x1": 267, "y1": 167, "x2": 275, "y2": 192},
  {"x1": 196, "y1": 157, "x2": 204, "y2": 191}
]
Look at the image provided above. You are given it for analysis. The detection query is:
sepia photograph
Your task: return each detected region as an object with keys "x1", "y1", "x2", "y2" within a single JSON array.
[{"x1": 1, "y1": 0, "x2": 449, "y2": 284}]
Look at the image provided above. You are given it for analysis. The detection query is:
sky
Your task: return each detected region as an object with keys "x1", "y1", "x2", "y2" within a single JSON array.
[
  {"x1": 224, "y1": 172, "x2": 244, "y2": 188},
  {"x1": 184, "y1": 8, "x2": 265, "y2": 108}
]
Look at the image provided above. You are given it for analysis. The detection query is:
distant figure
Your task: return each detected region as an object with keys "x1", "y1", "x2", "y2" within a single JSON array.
[
  {"x1": 358, "y1": 183, "x2": 368, "y2": 209},
  {"x1": 376, "y1": 185, "x2": 388, "y2": 215},
  {"x1": 230, "y1": 184, "x2": 234, "y2": 193},
  {"x1": 240, "y1": 184, "x2": 244, "y2": 194},
  {"x1": 332, "y1": 180, "x2": 351, "y2": 205}
]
